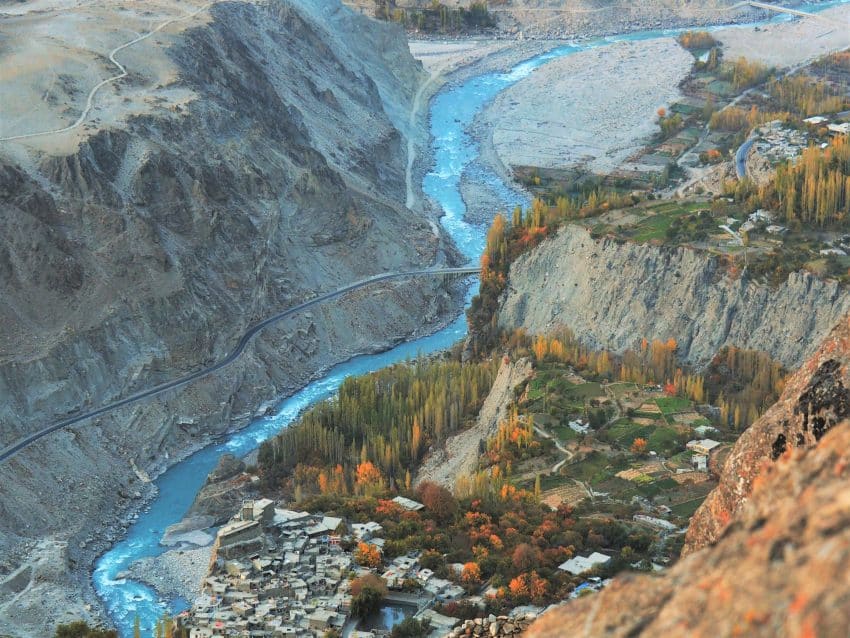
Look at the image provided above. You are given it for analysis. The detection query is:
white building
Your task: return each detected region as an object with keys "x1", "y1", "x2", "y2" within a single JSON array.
[
  {"x1": 351, "y1": 521, "x2": 383, "y2": 540},
  {"x1": 569, "y1": 420, "x2": 589, "y2": 434},
  {"x1": 804, "y1": 115, "x2": 829, "y2": 125},
  {"x1": 392, "y1": 496, "x2": 425, "y2": 511},
  {"x1": 686, "y1": 439, "x2": 721, "y2": 455},
  {"x1": 558, "y1": 552, "x2": 612, "y2": 576},
  {"x1": 634, "y1": 514, "x2": 678, "y2": 532}
]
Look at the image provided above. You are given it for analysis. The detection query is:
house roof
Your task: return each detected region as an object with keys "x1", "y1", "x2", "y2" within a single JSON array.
[
  {"x1": 392, "y1": 496, "x2": 425, "y2": 511},
  {"x1": 687, "y1": 438, "x2": 721, "y2": 451},
  {"x1": 558, "y1": 552, "x2": 611, "y2": 575},
  {"x1": 219, "y1": 519, "x2": 259, "y2": 538}
]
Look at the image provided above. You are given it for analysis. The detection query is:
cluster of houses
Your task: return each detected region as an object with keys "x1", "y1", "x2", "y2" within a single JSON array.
[
  {"x1": 751, "y1": 116, "x2": 849, "y2": 176},
  {"x1": 753, "y1": 121, "x2": 808, "y2": 165},
  {"x1": 736, "y1": 209, "x2": 787, "y2": 237},
  {"x1": 685, "y1": 438, "x2": 721, "y2": 474},
  {"x1": 180, "y1": 496, "x2": 471, "y2": 637},
  {"x1": 803, "y1": 115, "x2": 850, "y2": 137}
]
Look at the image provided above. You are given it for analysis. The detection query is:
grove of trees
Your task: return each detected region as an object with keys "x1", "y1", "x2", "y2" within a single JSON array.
[
  {"x1": 677, "y1": 31, "x2": 718, "y2": 51},
  {"x1": 375, "y1": 1, "x2": 495, "y2": 33},
  {"x1": 763, "y1": 135, "x2": 850, "y2": 227},
  {"x1": 258, "y1": 356, "x2": 498, "y2": 498}
]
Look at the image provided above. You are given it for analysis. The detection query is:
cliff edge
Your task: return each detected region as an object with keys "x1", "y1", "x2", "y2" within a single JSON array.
[
  {"x1": 499, "y1": 225, "x2": 850, "y2": 369},
  {"x1": 526, "y1": 314, "x2": 850, "y2": 638}
]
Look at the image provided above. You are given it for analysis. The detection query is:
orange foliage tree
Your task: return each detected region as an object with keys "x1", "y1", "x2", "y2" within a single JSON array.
[
  {"x1": 417, "y1": 481, "x2": 459, "y2": 522},
  {"x1": 355, "y1": 461, "x2": 383, "y2": 495},
  {"x1": 631, "y1": 437, "x2": 648, "y2": 456},
  {"x1": 350, "y1": 573, "x2": 387, "y2": 596},
  {"x1": 354, "y1": 542, "x2": 382, "y2": 568},
  {"x1": 460, "y1": 562, "x2": 481, "y2": 585}
]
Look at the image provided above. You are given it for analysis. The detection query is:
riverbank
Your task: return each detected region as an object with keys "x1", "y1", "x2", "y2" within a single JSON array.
[
  {"x1": 408, "y1": 38, "x2": 565, "y2": 227},
  {"x1": 383, "y1": 0, "x2": 760, "y2": 42},
  {"x1": 477, "y1": 38, "x2": 693, "y2": 177},
  {"x1": 81, "y1": 4, "x2": 850, "y2": 635},
  {"x1": 126, "y1": 546, "x2": 212, "y2": 607},
  {"x1": 713, "y1": 3, "x2": 850, "y2": 67},
  {"x1": 86, "y1": 283, "x2": 472, "y2": 633}
]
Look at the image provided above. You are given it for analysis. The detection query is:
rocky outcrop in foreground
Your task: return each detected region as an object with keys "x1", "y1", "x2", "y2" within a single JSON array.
[
  {"x1": 526, "y1": 315, "x2": 850, "y2": 638},
  {"x1": 499, "y1": 225, "x2": 850, "y2": 369},
  {"x1": 684, "y1": 314, "x2": 850, "y2": 553},
  {"x1": 451, "y1": 613, "x2": 535, "y2": 638}
]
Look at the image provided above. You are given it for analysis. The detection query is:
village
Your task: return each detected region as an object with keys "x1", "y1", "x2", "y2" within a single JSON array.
[
  {"x1": 511, "y1": 356, "x2": 733, "y2": 526},
  {"x1": 178, "y1": 496, "x2": 571, "y2": 638}
]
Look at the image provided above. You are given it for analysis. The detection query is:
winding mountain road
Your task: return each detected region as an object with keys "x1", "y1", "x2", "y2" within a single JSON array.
[
  {"x1": 0, "y1": 2, "x2": 213, "y2": 143},
  {"x1": 406, "y1": 63, "x2": 446, "y2": 210},
  {"x1": 0, "y1": 266, "x2": 479, "y2": 464},
  {"x1": 735, "y1": 134, "x2": 757, "y2": 179}
]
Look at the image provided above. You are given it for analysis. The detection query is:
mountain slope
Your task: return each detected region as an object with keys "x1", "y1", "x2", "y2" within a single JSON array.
[{"x1": 0, "y1": 1, "x2": 455, "y2": 634}]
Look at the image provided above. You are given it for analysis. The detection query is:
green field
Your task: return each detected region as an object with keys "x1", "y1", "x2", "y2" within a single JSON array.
[
  {"x1": 604, "y1": 419, "x2": 682, "y2": 454},
  {"x1": 552, "y1": 425, "x2": 579, "y2": 443},
  {"x1": 668, "y1": 450, "x2": 695, "y2": 466},
  {"x1": 563, "y1": 452, "x2": 629, "y2": 485},
  {"x1": 625, "y1": 202, "x2": 708, "y2": 243},
  {"x1": 631, "y1": 215, "x2": 678, "y2": 243},
  {"x1": 706, "y1": 79, "x2": 734, "y2": 96},
  {"x1": 655, "y1": 396, "x2": 692, "y2": 415},
  {"x1": 671, "y1": 497, "x2": 707, "y2": 518},
  {"x1": 655, "y1": 397, "x2": 693, "y2": 416},
  {"x1": 607, "y1": 420, "x2": 654, "y2": 446},
  {"x1": 646, "y1": 426, "x2": 684, "y2": 455},
  {"x1": 568, "y1": 382, "x2": 603, "y2": 399},
  {"x1": 525, "y1": 366, "x2": 605, "y2": 417},
  {"x1": 608, "y1": 383, "x2": 639, "y2": 399},
  {"x1": 635, "y1": 476, "x2": 679, "y2": 499}
]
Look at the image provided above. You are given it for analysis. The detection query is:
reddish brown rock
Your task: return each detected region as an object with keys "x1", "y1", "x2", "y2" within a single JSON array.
[
  {"x1": 685, "y1": 314, "x2": 850, "y2": 553},
  {"x1": 527, "y1": 418, "x2": 850, "y2": 637}
]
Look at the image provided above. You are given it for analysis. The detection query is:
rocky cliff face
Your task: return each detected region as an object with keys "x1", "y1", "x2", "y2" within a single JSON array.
[
  {"x1": 527, "y1": 426, "x2": 850, "y2": 637},
  {"x1": 0, "y1": 1, "x2": 455, "y2": 635},
  {"x1": 526, "y1": 316, "x2": 850, "y2": 637},
  {"x1": 684, "y1": 314, "x2": 850, "y2": 553},
  {"x1": 344, "y1": 0, "x2": 759, "y2": 38},
  {"x1": 498, "y1": 225, "x2": 850, "y2": 369}
]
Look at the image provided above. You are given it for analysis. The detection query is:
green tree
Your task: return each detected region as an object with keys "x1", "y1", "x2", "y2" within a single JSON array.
[
  {"x1": 55, "y1": 622, "x2": 118, "y2": 638},
  {"x1": 351, "y1": 586, "x2": 384, "y2": 618},
  {"x1": 390, "y1": 617, "x2": 432, "y2": 638}
]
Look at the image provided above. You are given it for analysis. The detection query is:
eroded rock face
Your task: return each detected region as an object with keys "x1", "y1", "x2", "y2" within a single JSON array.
[
  {"x1": 684, "y1": 315, "x2": 850, "y2": 553},
  {"x1": 0, "y1": 1, "x2": 453, "y2": 634},
  {"x1": 184, "y1": 455, "x2": 249, "y2": 526},
  {"x1": 499, "y1": 225, "x2": 850, "y2": 369},
  {"x1": 525, "y1": 315, "x2": 850, "y2": 638}
]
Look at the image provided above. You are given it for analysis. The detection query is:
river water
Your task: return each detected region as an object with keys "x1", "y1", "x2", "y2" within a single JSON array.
[{"x1": 93, "y1": 3, "x2": 849, "y2": 635}]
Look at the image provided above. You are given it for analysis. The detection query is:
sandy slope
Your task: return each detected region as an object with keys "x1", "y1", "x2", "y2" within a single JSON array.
[
  {"x1": 416, "y1": 357, "x2": 532, "y2": 489},
  {"x1": 477, "y1": 38, "x2": 693, "y2": 176},
  {"x1": 0, "y1": 0, "x2": 215, "y2": 156},
  {"x1": 714, "y1": 4, "x2": 850, "y2": 68}
]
